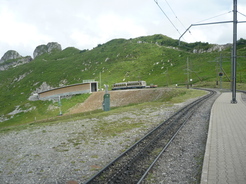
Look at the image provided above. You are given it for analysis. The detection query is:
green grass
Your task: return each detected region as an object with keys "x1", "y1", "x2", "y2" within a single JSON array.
[
  {"x1": 93, "y1": 120, "x2": 144, "y2": 137},
  {"x1": 169, "y1": 88, "x2": 208, "y2": 103},
  {"x1": 0, "y1": 93, "x2": 90, "y2": 129},
  {"x1": 0, "y1": 88, "x2": 206, "y2": 133},
  {"x1": 0, "y1": 34, "x2": 245, "y2": 129}
]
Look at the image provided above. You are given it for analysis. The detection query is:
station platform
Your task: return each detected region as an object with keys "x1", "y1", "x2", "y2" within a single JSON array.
[{"x1": 201, "y1": 92, "x2": 246, "y2": 184}]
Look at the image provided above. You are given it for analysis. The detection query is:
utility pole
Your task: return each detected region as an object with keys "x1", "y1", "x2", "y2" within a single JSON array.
[
  {"x1": 99, "y1": 72, "x2": 102, "y2": 91},
  {"x1": 231, "y1": 0, "x2": 237, "y2": 103},
  {"x1": 58, "y1": 96, "x2": 62, "y2": 116},
  {"x1": 187, "y1": 57, "x2": 190, "y2": 89},
  {"x1": 209, "y1": 54, "x2": 230, "y2": 88},
  {"x1": 162, "y1": 67, "x2": 169, "y2": 87},
  {"x1": 219, "y1": 54, "x2": 223, "y2": 89},
  {"x1": 179, "y1": 0, "x2": 246, "y2": 103}
]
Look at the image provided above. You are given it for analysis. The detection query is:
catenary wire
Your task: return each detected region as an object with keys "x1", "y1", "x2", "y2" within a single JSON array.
[
  {"x1": 163, "y1": 0, "x2": 194, "y2": 40},
  {"x1": 164, "y1": 0, "x2": 187, "y2": 30},
  {"x1": 154, "y1": 0, "x2": 182, "y2": 36},
  {"x1": 238, "y1": 11, "x2": 246, "y2": 18},
  {"x1": 196, "y1": 11, "x2": 232, "y2": 23}
]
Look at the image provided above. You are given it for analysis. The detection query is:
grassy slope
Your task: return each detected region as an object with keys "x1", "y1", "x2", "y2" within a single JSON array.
[
  {"x1": 0, "y1": 34, "x2": 245, "y2": 128},
  {"x1": 0, "y1": 88, "x2": 207, "y2": 132}
]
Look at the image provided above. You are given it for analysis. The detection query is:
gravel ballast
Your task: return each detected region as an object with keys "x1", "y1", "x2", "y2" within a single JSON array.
[
  {"x1": 143, "y1": 90, "x2": 220, "y2": 184},
  {"x1": 0, "y1": 90, "x2": 219, "y2": 184}
]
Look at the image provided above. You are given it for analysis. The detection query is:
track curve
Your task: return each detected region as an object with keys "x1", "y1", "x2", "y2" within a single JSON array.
[{"x1": 84, "y1": 89, "x2": 217, "y2": 184}]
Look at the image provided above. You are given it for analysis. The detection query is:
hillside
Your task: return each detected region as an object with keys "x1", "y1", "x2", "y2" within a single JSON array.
[
  {"x1": 68, "y1": 88, "x2": 175, "y2": 114},
  {"x1": 0, "y1": 34, "x2": 246, "y2": 127}
]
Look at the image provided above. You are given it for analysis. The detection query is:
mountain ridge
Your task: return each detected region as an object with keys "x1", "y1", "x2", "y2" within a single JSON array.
[
  {"x1": 0, "y1": 34, "x2": 245, "y2": 127},
  {"x1": 0, "y1": 35, "x2": 235, "y2": 70},
  {"x1": 0, "y1": 42, "x2": 62, "y2": 71}
]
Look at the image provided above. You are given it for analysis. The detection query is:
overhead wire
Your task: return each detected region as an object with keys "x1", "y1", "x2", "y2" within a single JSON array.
[
  {"x1": 196, "y1": 11, "x2": 232, "y2": 23},
  {"x1": 153, "y1": 0, "x2": 182, "y2": 36},
  {"x1": 154, "y1": 1, "x2": 237, "y2": 44},
  {"x1": 164, "y1": 0, "x2": 187, "y2": 31},
  {"x1": 189, "y1": 11, "x2": 233, "y2": 43},
  {"x1": 163, "y1": 0, "x2": 194, "y2": 40},
  {"x1": 238, "y1": 11, "x2": 246, "y2": 18}
]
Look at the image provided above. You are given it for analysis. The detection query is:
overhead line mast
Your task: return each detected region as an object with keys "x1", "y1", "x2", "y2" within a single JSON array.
[
  {"x1": 179, "y1": 0, "x2": 246, "y2": 104},
  {"x1": 231, "y1": 0, "x2": 238, "y2": 103}
]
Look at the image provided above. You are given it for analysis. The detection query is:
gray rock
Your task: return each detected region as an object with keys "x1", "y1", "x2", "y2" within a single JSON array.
[
  {"x1": 0, "y1": 50, "x2": 22, "y2": 63},
  {"x1": 33, "y1": 42, "x2": 62, "y2": 58},
  {"x1": 0, "y1": 55, "x2": 33, "y2": 71},
  {"x1": 193, "y1": 44, "x2": 231, "y2": 53},
  {"x1": 33, "y1": 44, "x2": 47, "y2": 58},
  {"x1": 35, "y1": 82, "x2": 54, "y2": 93},
  {"x1": 47, "y1": 42, "x2": 62, "y2": 52}
]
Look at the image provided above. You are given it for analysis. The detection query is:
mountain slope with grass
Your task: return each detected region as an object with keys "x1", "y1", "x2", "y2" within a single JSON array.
[{"x1": 0, "y1": 34, "x2": 246, "y2": 128}]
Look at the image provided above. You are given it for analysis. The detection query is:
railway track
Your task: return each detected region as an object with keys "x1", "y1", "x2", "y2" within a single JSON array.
[{"x1": 84, "y1": 89, "x2": 216, "y2": 184}]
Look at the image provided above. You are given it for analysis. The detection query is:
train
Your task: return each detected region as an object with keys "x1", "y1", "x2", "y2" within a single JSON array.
[{"x1": 112, "y1": 81, "x2": 147, "y2": 90}]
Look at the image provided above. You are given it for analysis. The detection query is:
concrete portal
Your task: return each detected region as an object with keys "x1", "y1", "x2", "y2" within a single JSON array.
[
  {"x1": 90, "y1": 82, "x2": 97, "y2": 92},
  {"x1": 38, "y1": 82, "x2": 98, "y2": 100}
]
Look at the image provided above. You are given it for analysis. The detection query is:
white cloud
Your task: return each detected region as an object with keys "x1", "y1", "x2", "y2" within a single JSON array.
[
  {"x1": 0, "y1": 3, "x2": 52, "y2": 56},
  {"x1": 0, "y1": 0, "x2": 245, "y2": 58},
  {"x1": 70, "y1": 29, "x2": 99, "y2": 49},
  {"x1": 96, "y1": 13, "x2": 146, "y2": 39}
]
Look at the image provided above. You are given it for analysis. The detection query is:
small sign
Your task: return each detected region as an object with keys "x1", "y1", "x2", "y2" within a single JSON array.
[{"x1": 219, "y1": 72, "x2": 223, "y2": 76}]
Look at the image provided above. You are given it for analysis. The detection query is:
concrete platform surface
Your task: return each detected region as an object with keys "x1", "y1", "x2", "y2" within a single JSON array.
[{"x1": 201, "y1": 92, "x2": 246, "y2": 184}]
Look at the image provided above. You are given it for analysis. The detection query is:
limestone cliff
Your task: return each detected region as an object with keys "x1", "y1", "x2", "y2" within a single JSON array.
[
  {"x1": 0, "y1": 50, "x2": 33, "y2": 71},
  {"x1": 0, "y1": 56, "x2": 32, "y2": 71},
  {"x1": 33, "y1": 42, "x2": 62, "y2": 58},
  {"x1": 193, "y1": 44, "x2": 231, "y2": 53},
  {"x1": 0, "y1": 50, "x2": 22, "y2": 63}
]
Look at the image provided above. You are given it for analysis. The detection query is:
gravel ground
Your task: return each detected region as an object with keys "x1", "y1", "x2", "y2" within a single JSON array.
[
  {"x1": 0, "y1": 99, "x2": 184, "y2": 183},
  {"x1": 0, "y1": 90, "x2": 219, "y2": 184},
  {"x1": 143, "y1": 90, "x2": 221, "y2": 184}
]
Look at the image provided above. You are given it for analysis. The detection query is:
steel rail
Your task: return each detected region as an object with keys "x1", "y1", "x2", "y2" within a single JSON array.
[
  {"x1": 84, "y1": 89, "x2": 216, "y2": 184},
  {"x1": 137, "y1": 89, "x2": 216, "y2": 183}
]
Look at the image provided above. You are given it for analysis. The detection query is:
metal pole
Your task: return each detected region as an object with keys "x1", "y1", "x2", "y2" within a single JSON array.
[
  {"x1": 179, "y1": 21, "x2": 233, "y2": 45},
  {"x1": 231, "y1": 0, "x2": 237, "y2": 103},
  {"x1": 100, "y1": 72, "x2": 101, "y2": 90},
  {"x1": 187, "y1": 57, "x2": 189, "y2": 89},
  {"x1": 220, "y1": 54, "x2": 222, "y2": 89},
  {"x1": 58, "y1": 96, "x2": 62, "y2": 115}
]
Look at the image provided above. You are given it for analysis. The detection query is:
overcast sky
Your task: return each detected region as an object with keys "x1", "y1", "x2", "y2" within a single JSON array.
[{"x1": 0, "y1": 0, "x2": 246, "y2": 58}]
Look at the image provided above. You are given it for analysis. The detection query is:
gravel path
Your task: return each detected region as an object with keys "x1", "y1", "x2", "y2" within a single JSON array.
[{"x1": 0, "y1": 90, "x2": 219, "y2": 184}]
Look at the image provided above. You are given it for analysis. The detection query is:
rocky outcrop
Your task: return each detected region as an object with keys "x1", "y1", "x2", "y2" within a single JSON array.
[
  {"x1": 29, "y1": 82, "x2": 54, "y2": 101},
  {"x1": 0, "y1": 42, "x2": 62, "y2": 71},
  {"x1": 0, "y1": 55, "x2": 33, "y2": 71},
  {"x1": 33, "y1": 45, "x2": 47, "y2": 58},
  {"x1": 33, "y1": 42, "x2": 62, "y2": 58},
  {"x1": 193, "y1": 44, "x2": 231, "y2": 53},
  {"x1": 0, "y1": 50, "x2": 22, "y2": 63},
  {"x1": 47, "y1": 42, "x2": 62, "y2": 52},
  {"x1": 35, "y1": 82, "x2": 54, "y2": 93},
  {"x1": 207, "y1": 44, "x2": 231, "y2": 52}
]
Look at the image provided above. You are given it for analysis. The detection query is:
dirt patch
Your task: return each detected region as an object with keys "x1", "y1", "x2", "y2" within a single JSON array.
[{"x1": 68, "y1": 88, "x2": 172, "y2": 114}]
